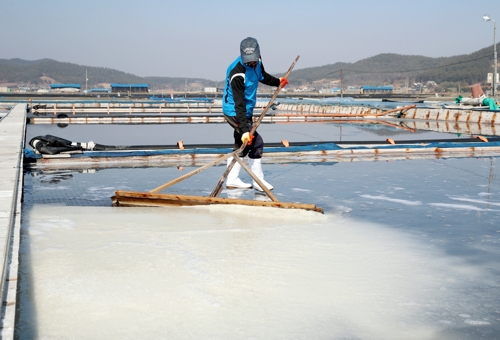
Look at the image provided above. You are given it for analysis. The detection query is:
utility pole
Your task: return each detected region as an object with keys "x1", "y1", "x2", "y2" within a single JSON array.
[
  {"x1": 483, "y1": 15, "x2": 497, "y2": 101},
  {"x1": 340, "y1": 68, "x2": 343, "y2": 98},
  {"x1": 494, "y1": 20, "x2": 498, "y2": 101},
  {"x1": 495, "y1": 21, "x2": 498, "y2": 101}
]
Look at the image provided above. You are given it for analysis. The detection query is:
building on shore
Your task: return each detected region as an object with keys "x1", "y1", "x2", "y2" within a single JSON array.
[
  {"x1": 110, "y1": 84, "x2": 149, "y2": 94},
  {"x1": 361, "y1": 86, "x2": 393, "y2": 94},
  {"x1": 88, "y1": 88, "x2": 111, "y2": 93}
]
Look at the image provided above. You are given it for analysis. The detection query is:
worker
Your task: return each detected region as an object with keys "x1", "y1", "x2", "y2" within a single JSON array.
[{"x1": 222, "y1": 37, "x2": 288, "y2": 191}]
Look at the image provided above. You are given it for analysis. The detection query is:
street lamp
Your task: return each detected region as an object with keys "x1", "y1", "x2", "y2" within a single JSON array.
[{"x1": 483, "y1": 15, "x2": 497, "y2": 101}]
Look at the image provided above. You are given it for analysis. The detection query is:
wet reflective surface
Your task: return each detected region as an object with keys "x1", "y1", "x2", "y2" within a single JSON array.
[
  {"x1": 16, "y1": 121, "x2": 500, "y2": 339},
  {"x1": 26, "y1": 120, "x2": 476, "y2": 148}
]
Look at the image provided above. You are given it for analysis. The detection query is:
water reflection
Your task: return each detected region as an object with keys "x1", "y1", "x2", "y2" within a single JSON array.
[
  {"x1": 18, "y1": 118, "x2": 500, "y2": 338},
  {"x1": 31, "y1": 171, "x2": 74, "y2": 184},
  {"x1": 26, "y1": 120, "x2": 489, "y2": 149}
]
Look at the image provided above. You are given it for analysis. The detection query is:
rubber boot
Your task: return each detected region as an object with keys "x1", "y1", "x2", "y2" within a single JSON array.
[
  {"x1": 226, "y1": 157, "x2": 251, "y2": 189},
  {"x1": 249, "y1": 158, "x2": 273, "y2": 191}
]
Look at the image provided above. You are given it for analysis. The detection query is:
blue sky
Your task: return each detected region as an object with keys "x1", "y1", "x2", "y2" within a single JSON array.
[{"x1": 2, "y1": 0, "x2": 500, "y2": 81}]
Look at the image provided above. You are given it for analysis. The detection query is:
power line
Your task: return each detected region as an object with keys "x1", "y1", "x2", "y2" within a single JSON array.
[{"x1": 319, "y1": 53, "x2": 493, "y2": 78}]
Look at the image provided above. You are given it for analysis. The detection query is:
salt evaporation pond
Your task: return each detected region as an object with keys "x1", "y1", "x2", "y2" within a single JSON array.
[
  {"x1": 26, "y1": 120, "x2": 474, "y2": 147},
  {"x1": 17, "y1": 154, "x2": 500, "y2": 339}
]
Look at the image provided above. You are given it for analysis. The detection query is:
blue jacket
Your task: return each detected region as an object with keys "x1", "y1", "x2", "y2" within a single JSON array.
[{"x1": 223, "y1": 56, "x2": 280, "y2": 133}]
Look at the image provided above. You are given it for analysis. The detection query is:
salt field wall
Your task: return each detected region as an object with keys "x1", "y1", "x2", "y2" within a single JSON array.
[{"x1": 0, "y1": 104, "x2": 26, "y2": 339}]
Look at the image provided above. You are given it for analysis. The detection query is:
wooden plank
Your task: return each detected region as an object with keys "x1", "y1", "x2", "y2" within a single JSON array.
[
  {"x1": 148, "y1": 153, "x2": 233, "y2": 193},
  {"x1": 209, "y1": 56, "x2": 301, "y2": 197},
  {"x1": 234, "y1": 155, "x2": 278, "y2": 202},
  {"x1": 113, "y1": 190, "x2": 323, "y2": 213}
]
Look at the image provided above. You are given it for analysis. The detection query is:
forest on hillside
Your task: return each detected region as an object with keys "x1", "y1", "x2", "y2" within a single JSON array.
[
  {"x1": 0, "y1": 59, "x2": 216, "y2": 90},
  {"x1": 285, "y1": 44, "x2": 498, "y2": 92},
  {"x1": 0, "y1": 43, "x2": 498, "y2": 91}
]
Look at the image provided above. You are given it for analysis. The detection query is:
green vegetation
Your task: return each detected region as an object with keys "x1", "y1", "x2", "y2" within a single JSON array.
[
  {"x1": 0, "y1": 43, "x2": 498, "y2": 91},
  {"x1": 0, "y1": 58, "x2": 216, "y2": 90},
  {"x1": 285, "y1": 44, "x2": 498, "y2": 89}
]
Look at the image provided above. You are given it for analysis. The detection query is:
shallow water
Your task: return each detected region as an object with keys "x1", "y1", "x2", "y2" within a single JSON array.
[
  {"x1": 17, "y1": 156, "x2": 500, "y2": 339},
  {"x1": 26, "y1": 121, "x2": 468, "y2": 147}
]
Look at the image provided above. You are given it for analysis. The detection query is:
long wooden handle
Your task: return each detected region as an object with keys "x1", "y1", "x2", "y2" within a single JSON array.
[
  {"x1": 248, "y1": 55, "x2": 300, "y2": 139},
  {"x1": 209, "y1": 155, "x2": 237, "y2": 197},
  {"x1": 210, "y1": 56, "x2": 300, "y2": 197},
  {"x1": 149, "y1": 153, "x2": 233, "y2": 194},
  {"x1": 150, "y1": 56, "x2": 300, "y2": 197},
  {"x1": 234, "y1": 155, "x2": 278, "y2": 202}
]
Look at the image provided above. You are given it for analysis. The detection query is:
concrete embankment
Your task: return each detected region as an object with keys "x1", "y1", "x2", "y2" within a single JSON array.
[{"x1": 0, "y1": 104, "x2": 26, "y2": 338}]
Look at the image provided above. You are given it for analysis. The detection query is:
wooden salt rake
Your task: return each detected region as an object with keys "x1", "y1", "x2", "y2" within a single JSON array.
[{"x1": 112, "y1": 56, "x2": 323, "y2": 213}]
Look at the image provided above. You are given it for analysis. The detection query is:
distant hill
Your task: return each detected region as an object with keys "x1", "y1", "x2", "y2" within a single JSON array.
[
  {"x1": 0, "y1": 58, "x2": 216, "y2": 91},
  {"x1": 0, "y1": 43, "x2": 498, "y2": 91},
  {"x1": 285, "y1": 44, "x2": 499, "y2": 89}
]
